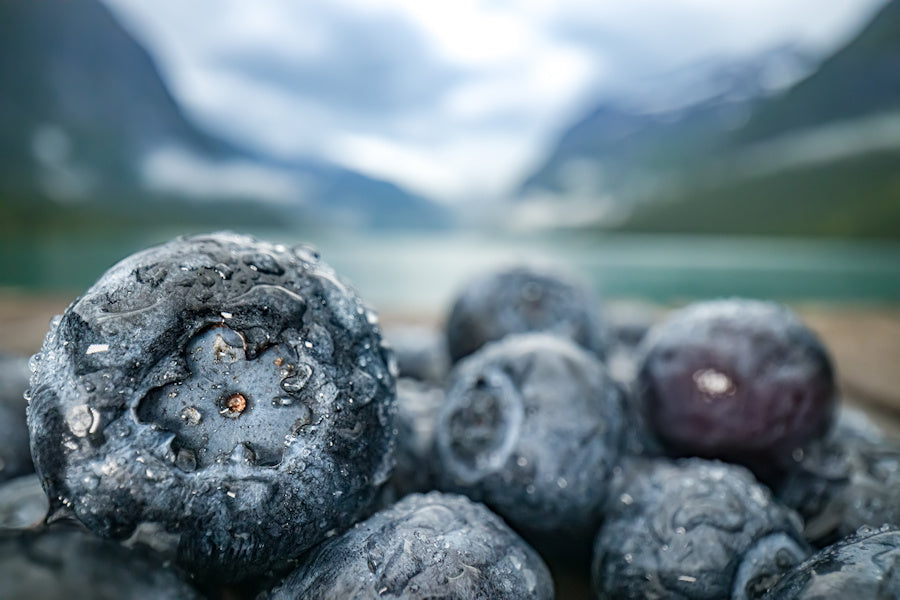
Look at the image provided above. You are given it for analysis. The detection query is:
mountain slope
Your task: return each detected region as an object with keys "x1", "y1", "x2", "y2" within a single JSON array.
[
  {"x1": 0, "y1": 0, "x2": 447, "y2": 231},
  {"x1": 518, "y1": 45, "x2": 811, "y2": 200},
  {"x1": 735, "y1": 0, "x2": 900, "y2": 143},
  {"x1": 517, "y1": 0, "x2": 900, "y2": 239}
]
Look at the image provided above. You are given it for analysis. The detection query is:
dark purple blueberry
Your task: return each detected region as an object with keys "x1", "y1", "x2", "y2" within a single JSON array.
[
  {"x1": 445, "y1": 265, "x2": 607, "y2": 363},
  {"x1": 0, "y1": 355, "x2": 32, "y2": 483},
  {"x1": 762, "y1": 526, "x2": 900, "y2": 599},
  {"x1": 634, "y1": 299, "x2": 836, "y2": 482},
  {"x1": 435, "y1": 333, "x2": 625, "y2": 556},
  {"x1": 777, "y1": 408, "x2": 900, "y2": 547},
  {"x1": 593, "y1": 458, "x2": 809, "y2": 600},
  {"x1": 27, "y1": 232, "x2": 396, "y2": 582},
  {"x1": 258, "y1": 492, "x2": 554, "y2": 600},
  {"x1": 0, "y1": 526, "x2": 204, "y2": 599},
  {"x1": 383, "y1": 325, "x2": 450, "y2": 383}
]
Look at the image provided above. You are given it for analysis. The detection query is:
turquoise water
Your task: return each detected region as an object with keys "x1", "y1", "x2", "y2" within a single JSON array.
[{"x1": 2, "y1": 228, "x2": 899, "y2": 312}]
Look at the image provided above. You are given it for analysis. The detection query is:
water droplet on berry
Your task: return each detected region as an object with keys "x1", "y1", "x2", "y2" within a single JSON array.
[
  {"x1": 176, "y1": 449, "x2": 197, "y2": 472},
  {"x1": 180, "y1": 406, "x2": 202, "y2": 425},
  {"x1": 281, "y1": 363, "x2": 313, "y2": 394},
  {"x1": 243, "y1": 252, "x2": 284, "y2": 275}
]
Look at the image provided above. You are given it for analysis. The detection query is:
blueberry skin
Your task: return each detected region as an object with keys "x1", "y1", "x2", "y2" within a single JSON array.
[
  {"x1": 445, "y1": 265, "x2": 607, "y2": 363},
  {"x1": 435, "y1": 333, "x2": 625, "y2": 554},
  {"x1": 0, "y1": 474, "x2": 48, "y2": 530},
  {"x1": 777, "y1": 409, "x2": 900, "y2": 547},
  {"x1": 0, "y1": 526, "x2": 204, "y2": 600},
  {"x1": 258, "y1": 492, "x2": 554, "y2": 600},
  {"x1": 384, "y1": 325, "x2": 450, "y2": 383},
  {"x1": 0, "y1": 355, "x2": 32, "y2": 483},
  {"x1": 27, "y1": 232, "x2": 396, "y2": 582},
  {"x1": 388, "y1": 378, "x2": 444, "y2": 498},
  {"x1": 762, "y1": 526, "x2": 900, "y2": 599},
  {"x1": 634, "y1": 299, "x2": 836, "y2": 482},
  {"x1": 593, "y1": 458, "x2": 809, "y2": 600}
]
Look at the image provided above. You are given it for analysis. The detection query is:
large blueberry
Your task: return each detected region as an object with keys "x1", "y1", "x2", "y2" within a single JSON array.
[
  {"x1": 27, "y1": 232, "x2": 396, "y2": 582},
  {"x1": 593, "y1": 458, "x2": 809, "y2": 600},
  {"x1": 0, "y1": 526, "x2": 204, "y2": 599},
  {"x1": 435, "y1": 333, "x2": 625, "y2": 556},
  {"x1": 634, "y1": 299, "x2": 836, "y2": 482},
  {"x1": 762, "y1": 526, "x2": 900, "y2": 599},
  {"x1": 0, "y1": 355, "x2": 32, "y2": 483},
  {"x1": 445, "y1": 265, "x2": 607, "y2": 363},
  {"x1": 258, "y1": 492, "x2": 554, "y2": 600}
]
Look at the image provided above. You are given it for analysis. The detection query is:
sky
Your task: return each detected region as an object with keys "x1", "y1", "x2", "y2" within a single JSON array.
[{"x1": 103, "y1": 0, "x2": 886, "y2": 203}]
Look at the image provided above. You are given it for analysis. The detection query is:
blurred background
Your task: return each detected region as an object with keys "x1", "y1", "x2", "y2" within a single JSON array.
[{"x1": 1, "y1": 0, "x2": 899, "y2": 411}]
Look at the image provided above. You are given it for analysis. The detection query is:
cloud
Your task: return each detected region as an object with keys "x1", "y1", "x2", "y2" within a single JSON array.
[
  {"x1": 213, "y1": 8, "x2": 461, "y2": 116},
  {"x1": 140, "y1": 145, "x2": 310, "y2": 203},
  {"x1": 103, "y1": 0, "x2": 887, "y2": 202}
]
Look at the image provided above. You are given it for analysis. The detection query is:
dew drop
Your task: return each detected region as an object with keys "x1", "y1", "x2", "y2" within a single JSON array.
[
  {"x1": 291, "y1": 244, "x2": 320, "y2": 263},
  {"x1": 243, "y1": 252, "x2": 284, "y2": 275},
  {"x1": 67, "y1": 405, "x2": 98, "y2": 437},
  {"x1": 175, "y1": 448, "x2": 197, "y2": 472},
  {"x1": 348, "y1": 370, "x2": 378, "y2": 406},
  {"x1": 291, "y1": 405, "x2": 313, "y2": 434},
  {"x1": 180, "y1": 406, "x2": 202, "y2": 425},
  {"x1": 281, "y1": 363, "x2": 314, "y2": 394},
  {"x1": 214, "y1": 263, "x2": 233, "y2": 280}
]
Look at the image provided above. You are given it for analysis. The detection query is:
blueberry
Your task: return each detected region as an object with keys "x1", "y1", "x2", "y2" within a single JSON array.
[
  {"x1": 445, "y1": 265, "x2": 607, "y2": 363},
  {"x1": 777, "y1": 409, "x2": 900, "y2": 547},
  {"x1": 0, "y1": 526, "x2": 204, "y2": 599},
  {"x1": 435, "y1": 333, "x2": 625, "y2": 556},
  {"x1": 384, "y1": 325, "x2": 450, "y2": 383},
  {"x1": 593, "y1": 458, "x2": 808, "y2": 600},
  {"x1": 0, "y1": 355, "x2": 32, "y2": 483},
  {"x1": 258, "y1": 492, "x2": 554, "y2": 599},
  {"x1": 27, "y1": 232, "x2": 396, "y2": 582},
  {"x1": 634, "y1": 299, "x2": 836, "y2": 482},
  {"x1": 0, "y1": 475, "x2": 48, "y2": 530},
  {"x1": 762, "y1": 525, "x2": 900, "y2": 599},
  {"x1": 388, "y1": 378, "x2": 444, "y2": 498}
]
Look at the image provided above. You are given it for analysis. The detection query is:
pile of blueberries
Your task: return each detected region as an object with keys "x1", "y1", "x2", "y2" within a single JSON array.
[{"x1": 1, "y1": 231, "x2": 898, "y2": 599}]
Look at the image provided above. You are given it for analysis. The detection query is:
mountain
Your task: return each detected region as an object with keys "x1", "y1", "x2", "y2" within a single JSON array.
[
  {"x1": 0, "y1": 0, "x2": 447, "y2": 233},
  {"x1": 735, "y1": 0, "x2": 900, "y2": 143},
  {"x1": 519, "y1": 44, "x2": 812, "y2": 200},
  {"x1": 518, "y1": 0, "x2": 900, "y2": 239}
]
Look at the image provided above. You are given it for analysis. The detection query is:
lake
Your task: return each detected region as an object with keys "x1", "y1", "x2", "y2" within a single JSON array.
[{"x1": 2, "y1": 228, "x2": 899, "y2": 313}]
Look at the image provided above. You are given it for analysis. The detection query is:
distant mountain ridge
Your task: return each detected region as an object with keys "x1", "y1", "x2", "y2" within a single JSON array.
[
  {"x1": 735, "y1": 0, "x2": 900, "y2": 143},
  {"x1": 519, "y1": 44, "x2": 813, "y2": 199},
  {"x1": 0, "y1": 0, "x2": 448, "y2": 231},
  {"x1": 518, "y1": 0, "x2": 900, "y2": 238}
]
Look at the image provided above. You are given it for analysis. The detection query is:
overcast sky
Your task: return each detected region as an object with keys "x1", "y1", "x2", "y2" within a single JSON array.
[{"x1": 104, "y1": 0, "x2": 885, "y2": 203}]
